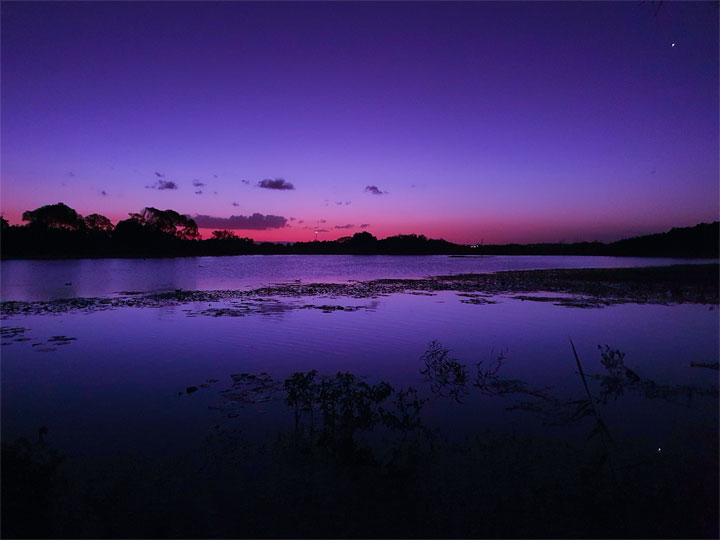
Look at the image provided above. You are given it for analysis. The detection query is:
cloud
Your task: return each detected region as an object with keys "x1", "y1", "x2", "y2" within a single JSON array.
[
  {"x1": 195, "y1": 190, "x2": 203, "y2": 195},
  {"x1": 146, "y1": 179, "x2": 178, "y2": 190},
  {"x1": 258, "y1": 178, "x2": 295, "y2": 190},
  {"x1": 315, "y1": 229, "x2": 328, "y2": 233},
  {"x1": 241, "y1": 179, "x2": 250, "y2": 185},
  {"x1": 193, "y1": 179, "x2": 205, "y2": 187},
  {"x1": 289, "y1": 217, "x2": 296, "y2": 221},
  {"x1": 359, "y1": 223, "x2": 369, "y2": 228},
  {"x1": 193, "y1": 213, "x2": 288, "y2": 230},
  {"x1": 334, "y1": 224, "x2": 355, "y2": 229},
  {"x1": 319, "y1": 219, "x2": 327, "y2": 223},
  {"x1": 100, "y1": 190, "x2": 108, "y2": 197},
  {"x1": 67, "y1": 171, "x2": 75, "y2": 177},
  {"x1": 345, "y1": 201, "x2": 351, "y2": 205},
  {"x1": 365, "y1": 185, "x2": 387, "y2": 195},
  {"x1": 155, "y1": 172, "x2": 165, "y2": 177},
  {"x1": 335, "y1": 201, "x2": 351, "y2": 206},
  {"x1": 232, "y1": 202, "x2": 240, "y2": 207},
  {"x1": 298, "y1": 220, "x2": 304, "y2": 224},
  {"x1": 336, "y1": 201, "x2": 343, "y2": 206},
  {"x1": 213, "y1": 174, "x2": 218, "y2": 179}
]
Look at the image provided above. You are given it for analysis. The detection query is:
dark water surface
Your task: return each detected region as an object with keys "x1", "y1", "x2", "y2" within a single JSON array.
[{"x1": 1, "y1": 256, "x2": 718, "y2": 538}]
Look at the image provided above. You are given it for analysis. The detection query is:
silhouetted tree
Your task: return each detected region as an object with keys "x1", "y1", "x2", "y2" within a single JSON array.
[
  {"x1": 22, "y1": 203, "x2": 84, "y2": 230},
  {"x1": 211, "y1": 230, "x2": 238, "y2": 240},
  {"x1": 128, "y1": 207, "x2": 199, "y2": 240},
  {"x1": 84, "y1": 213, "x2": 113, "y2": 232},
  {"x1": 347, "y1": 231, "x2": 378, "y2": 253}
]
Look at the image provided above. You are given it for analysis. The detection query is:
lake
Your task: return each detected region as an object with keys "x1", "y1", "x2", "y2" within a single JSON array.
[
  {"x1": 1, "y1": 255, "x2": 718, "y2": 538},
  {"x1": 1, "y1": 254, "x2": 714, "y2": 301}
]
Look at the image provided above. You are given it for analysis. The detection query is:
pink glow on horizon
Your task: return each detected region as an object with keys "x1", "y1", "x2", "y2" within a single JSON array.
[{"x1": 2, "y1": 199, "x2": 714, "y2": 245}]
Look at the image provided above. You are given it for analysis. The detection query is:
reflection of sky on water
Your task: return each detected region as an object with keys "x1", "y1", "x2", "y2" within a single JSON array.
[
  {"x1": 1, "y1": 291, "x2": 717, "y2": 459},
  {"x1": 2, "y1": 254, "x2": 716, "y2": 301}
]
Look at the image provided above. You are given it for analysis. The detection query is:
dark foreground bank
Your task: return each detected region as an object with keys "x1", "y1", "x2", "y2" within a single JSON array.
[{"x1": 2, "y1": 342, "x2": 718, "y2": 538}]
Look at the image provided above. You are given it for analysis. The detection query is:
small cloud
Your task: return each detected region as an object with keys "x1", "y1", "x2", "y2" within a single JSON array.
[
  {"x1": 193, "y1": 179, "x2": 205, "y2": 187},
  {"x1": 336, "y1": 201, "x2": 343, "y2": 206},
  {"x1": 67, "y1": 171, "x2": 75, "y2": 177},
  {"x1": 359, "y1": 223, "x2": 369, "y2": 228},
  {"x1": 146, "y1": 179, "x2": 178, "y2": 190},
  {"x1": 232, "y1": 202, "x2": 240, "y2": 207},
  {"x1": 213, "y1": 191, "x2": 218, "y2": 195},
  {"x1": 241, "y1": 179, "x2": 250, "y2": 185},
  {"x1": 100, "y1": 190, "x2": 108, "y2": 197},
  {"x1": 298, "y1": 220, "x2": 304, "y2": 224},
  {"x1": 344, "y1": 201, "x2": 351, "y2": 205},
  {"x1": 193, "y1": 213, "x2": 288, "y2": 230},
  {"x1": 289, "y1": 217, "x2": 296, "y2": 221},
  {"x1": 315, "y1": 228, "x2": 328, "y2": 233},
  {"x1": 319, "y1": 219, "x2": 327, "y2": 223},
  {"x1": 155, "y1": 172, "x2": 165, "y2": 178},
  {"x1": 213, "y1": 174, "x2": 218, "y2": 179},
  {"x1": 258, "y1": 178, "x2": 294, "y2": 190},
  {"x1": 365, "y1": 185, "x2": 387, "y2": 195},
  {"x1": 334, "y1": 224, "x2": 355, "y2": 229},
  {"x1": 195, "y1": 190, "x2": 203, "y2": 195}
]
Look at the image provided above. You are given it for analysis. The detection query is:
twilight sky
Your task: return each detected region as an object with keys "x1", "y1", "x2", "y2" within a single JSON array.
[{"x1": 1, "y1": 1, "x2": 718, "y2": 243}]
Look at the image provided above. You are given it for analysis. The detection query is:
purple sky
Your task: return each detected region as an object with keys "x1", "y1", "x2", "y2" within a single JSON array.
[{"x1": 1, "y1": 2, "x2": 717, "y2": 243}]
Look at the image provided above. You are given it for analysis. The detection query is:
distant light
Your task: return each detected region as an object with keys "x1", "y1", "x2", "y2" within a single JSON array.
[
  {"x1": 671, "y1": 43, "x2": 676, "y2": 48},
  {"x1": 657, "y1": 447, "x2": 662, "y2": 453}
]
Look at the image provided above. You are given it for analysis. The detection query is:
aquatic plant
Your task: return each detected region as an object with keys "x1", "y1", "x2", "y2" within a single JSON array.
[
  {"x1": 1, "y1": 428, "x2": 65, "y2": 538},
  {"x1": 570, "y1": 339, "x2": 613, "y2": 448},
  {"x1": 284, "y1": 369, "x2": 318, "y2": 428},
  {"x1": 419, "y1": 341, "x2": 469, "y2": 402}
]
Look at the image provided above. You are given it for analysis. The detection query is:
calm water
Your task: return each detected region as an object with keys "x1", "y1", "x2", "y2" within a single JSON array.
[
  {"x1": 1, "y1": 254, "x2": 715, "y2": 301},
  {"x1": 1, "y1": 256, "x2": 717, "y2": 461}
]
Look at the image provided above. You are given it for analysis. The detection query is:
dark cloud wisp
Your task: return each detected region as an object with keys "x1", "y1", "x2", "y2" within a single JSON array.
[
  {"x1": 334, "y1": 224, "x2": 355, "y2": 229},
  {"x1": 193, "y1": 179, "x2": 205, "y2": 187},
  {"x1": 193, "y1": 213, "x2": 288, "y2": 230},
  {"x1": 147, "y1": 180, "x2": 178, "y2": 190},
  {"x1": 364, "y1": 185, "x2": 387, "y2": 195},
  {"x1": 258, "y1": 178, "x2": 295, "y2": 190}
]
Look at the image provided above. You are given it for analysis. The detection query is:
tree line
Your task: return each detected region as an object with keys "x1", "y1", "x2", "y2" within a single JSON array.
[{"x1": 1, "y1": 202, "x2": 717, "y2": 259}]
